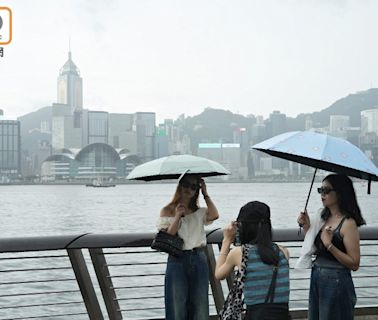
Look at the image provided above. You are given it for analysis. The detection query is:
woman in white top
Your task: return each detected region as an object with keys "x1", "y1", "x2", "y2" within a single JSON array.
[{"x1": 157, "y1": 174, "x2": 219, "y2": 320}]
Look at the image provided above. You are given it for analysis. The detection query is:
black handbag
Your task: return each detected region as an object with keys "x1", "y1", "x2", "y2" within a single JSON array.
[{"x1": 150, "y1": 230, "x2": 184, "y2": 257}]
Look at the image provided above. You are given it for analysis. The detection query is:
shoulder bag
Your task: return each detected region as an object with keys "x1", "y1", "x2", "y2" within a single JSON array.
[{"x1": 150, "y1": 230, "x2": 184, "y2": 257}]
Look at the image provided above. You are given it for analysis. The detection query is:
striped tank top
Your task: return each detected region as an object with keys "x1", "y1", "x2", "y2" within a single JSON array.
[{"x1": 244, "y1": 244, "x2": 290, "y2": 305}]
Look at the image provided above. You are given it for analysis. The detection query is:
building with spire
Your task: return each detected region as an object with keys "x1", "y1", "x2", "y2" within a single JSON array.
[
  {"x1": 52, "y1": 49, "x2": 84, "y2": 151},
  {"x1": 57, "y1": 50, "x2": 83, "y2": 114}
]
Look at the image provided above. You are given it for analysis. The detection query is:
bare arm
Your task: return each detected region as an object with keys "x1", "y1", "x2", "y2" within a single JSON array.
[
  {"x1": 322, "y1": 219, "x2": 360, "y2": 271},
  {"x1": 160, "y1": 204, "x2": 185, "y2": 235},
  {"x1": 200, "y1": 179, "x2": 219, "y2": 221},
  {"x1": 215, "y1": 222, "x2": 240, "y2": 280}
]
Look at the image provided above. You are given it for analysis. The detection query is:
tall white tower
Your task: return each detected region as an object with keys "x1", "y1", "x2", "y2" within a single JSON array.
[{"x1": 57, "y1": 50, "x2": 83, "y2": 113}]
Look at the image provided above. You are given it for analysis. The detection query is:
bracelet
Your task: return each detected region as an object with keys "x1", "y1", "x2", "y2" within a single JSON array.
[
  {"x1": 203, "y1": 195, "x2": 210, "y2": 199},
  {"x1": 327, "y1": 243, "x2": 333, "y2": 251}
]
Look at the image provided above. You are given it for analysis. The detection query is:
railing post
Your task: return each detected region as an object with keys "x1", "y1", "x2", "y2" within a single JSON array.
[
  {"x1": 90, "y1": 248, "x2": 123, "y2": 320},
  {"x1": 205, "y1": 244, "x2": 225, "y2": 314},
  {"x1": 67, "y1": 248, "x2": 104, "y2": 320}
]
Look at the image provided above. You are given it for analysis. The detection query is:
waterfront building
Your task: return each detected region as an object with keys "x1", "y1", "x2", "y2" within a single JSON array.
[
  {"x1": 87, "y1": 111, "x2": 108, "y2": 144},
  {"x1": 0, "y1": 115, "x2": 21, "y2": 180},
  {"x1": 133, "y1": 112, "x2": 156, "y2": 162},
  {"x1": 52, "y1": 103, "x2": 83, "y2": 150},
  {"x1": 52, "y1": 49, "x2": 84, "y2": 151},
  {"x1": 197, "y1": 143, "x2": 242, "y2": 179},
  {"x1": 41, "y1": 143, "x2": 141, "y2": 181},
  {"x1": 108, "y1": 113, "x2": 134, "y2": 148},
  {"x1": 57, "y1": 50, "x2": 83, "y2": 113}
]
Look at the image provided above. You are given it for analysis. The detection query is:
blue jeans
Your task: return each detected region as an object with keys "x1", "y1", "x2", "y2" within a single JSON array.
[
  {"x1": 309, "y1": 266, "x2": 356, "y2": 320},
  {"x1": 165, "y1": 249, "x2": 209, "y2": 320}
]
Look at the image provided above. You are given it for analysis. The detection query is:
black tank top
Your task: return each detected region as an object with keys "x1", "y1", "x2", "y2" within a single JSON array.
[{"x1": 314, "y1": 217, "x2": 347, "y2": 263}]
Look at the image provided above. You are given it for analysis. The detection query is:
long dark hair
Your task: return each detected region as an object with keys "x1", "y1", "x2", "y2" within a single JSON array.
[
  {"x1": 321, "y1": 174, "x2": 366, "y2": 226},
  {"x1": 237, "y1": 201, "x2": 279, "y2": 266},
  {"x1": 167, "y1": 175, "x2": 200, "y2": 211}
]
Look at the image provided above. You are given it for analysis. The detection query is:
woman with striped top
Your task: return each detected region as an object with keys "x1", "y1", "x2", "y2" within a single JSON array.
[{"x1": 215, "y1": 201, "x2": 290, "y2": 320}]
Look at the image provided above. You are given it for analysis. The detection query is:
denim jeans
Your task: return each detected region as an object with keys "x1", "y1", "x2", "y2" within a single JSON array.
[
  {"x1": 165, "y1": 249, "x2": 209, "y2": 320},
  {"x1": 309, "y1": 266, "x2": 356, "y2": 320}
]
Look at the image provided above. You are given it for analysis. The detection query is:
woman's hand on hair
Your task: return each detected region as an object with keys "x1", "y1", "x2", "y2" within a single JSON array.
[{"x1": 199, "y1": 178, "x2": 208, "y2": 196}]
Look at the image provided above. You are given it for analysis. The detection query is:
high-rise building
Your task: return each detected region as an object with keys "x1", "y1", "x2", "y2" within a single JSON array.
[
  {"x1": 57, "y1": 51, "x2": 83, "y2": 113},
  {"x1": 0, "y1": 115, "x2": 21, "y2": 179},
  {"x1": 87, "y1": 111, "x2": 108, "y2": 144},
  {"x1": 268, "y1": 111, "x2": 286, "y2": 137},
  {"x1": 108, "y1": 113, "x2": 134, "y2": 148},
  {"x1": 361, "y1": 109, "x2": 378, "y2": 135},
  {"x1": 52, "y1": 103, "x2": 83, "y2": 150},
  {"x1": 133, "y1": 112, "x2": 156, "y2": 161},
  {"x1": 329, "y1": 115, "x2": 350, "y2": 138},
  {"x1": 360, "y1": 109, "x2": 378, "y2": 166}
]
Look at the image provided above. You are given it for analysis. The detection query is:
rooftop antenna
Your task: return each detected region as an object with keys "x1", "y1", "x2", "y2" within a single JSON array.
[{"x1": 68, "y1": 35, "x2": 72, "y2": 59}]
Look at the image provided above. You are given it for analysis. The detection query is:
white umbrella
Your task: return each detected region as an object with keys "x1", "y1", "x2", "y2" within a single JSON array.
[{"x1": 126, "y1": 154, "x2": 230, "y2": 181}]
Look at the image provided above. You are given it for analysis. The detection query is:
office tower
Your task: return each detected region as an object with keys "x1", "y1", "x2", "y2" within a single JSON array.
[
  {"x1": 108, "y1": 113, "x2": 135, "y2": 150},
  {"x1": 268, "y1": 110, "x2": 287, "y2": 137},
  {"x1": 87, "y1": 111, "x2": 108, "y2": 144},
  {"x1": 0, "y1": 115, "x2": 21, "y2": 179},
  {"x1": 361, "y1": 109, "x2": 378, "y2": 135},
  {"x1": 329, "y1": 115, "x2": 350, "y2": 138},
  {"x1": 57, "y1": 50, "x2": 83, "y2": 113},
  {"x1": 133, "y1": 112, "x2": 156, "y2": 161}
]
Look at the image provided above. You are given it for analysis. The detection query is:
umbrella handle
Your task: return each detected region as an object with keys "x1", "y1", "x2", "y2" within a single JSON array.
[
  {"x1": 298, "y1": 168, "x2": 317, "y2": 234},
  {"x1": 304, "y1": 168, "x2": 317, "y2": 212}
]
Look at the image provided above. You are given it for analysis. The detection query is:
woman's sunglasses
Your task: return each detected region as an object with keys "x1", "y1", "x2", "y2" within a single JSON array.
[
  {"x1": 180, "y1": 181, "x2": 199, "y2": 191},
  {"x1": 317, "y1": 187, "x2": 335, "y2": 195}
]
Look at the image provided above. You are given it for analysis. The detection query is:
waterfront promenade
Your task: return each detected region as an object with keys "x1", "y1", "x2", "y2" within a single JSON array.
[{"x1": 0, "y1": 228, "x2": 377, "y2": 319}]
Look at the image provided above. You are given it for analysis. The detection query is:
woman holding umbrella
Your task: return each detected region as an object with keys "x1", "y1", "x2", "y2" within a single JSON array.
[
  {"x1": 297, "y1": 174, "x2": 366, "y2": 320},
  {"x1": 157, "y1": 174, "x2": 219, "y2": 320}
]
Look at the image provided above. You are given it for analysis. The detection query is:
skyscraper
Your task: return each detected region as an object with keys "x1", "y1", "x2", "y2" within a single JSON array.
[
  {"x1": 57, "y1": 50, "x2": 83, "y2": 114},
  {"x1": 0, "y1": 115, "x2": 21, "y2": 179},
  {"x1": 53, "y1": 50, "x2": 84, "y2": 151}
]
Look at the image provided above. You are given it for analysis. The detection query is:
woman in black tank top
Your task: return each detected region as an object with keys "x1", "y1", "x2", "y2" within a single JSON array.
[{"x1": 297, "y1": 174, "x2": 365, "y2": 320}]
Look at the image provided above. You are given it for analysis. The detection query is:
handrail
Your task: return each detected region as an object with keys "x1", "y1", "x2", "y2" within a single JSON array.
[
  {"x1": 1, "y1": 227, "x2": 377, "y2": 252},
  {"x1": 0, "y1": 227, "x2": 377, "y2": 320}
]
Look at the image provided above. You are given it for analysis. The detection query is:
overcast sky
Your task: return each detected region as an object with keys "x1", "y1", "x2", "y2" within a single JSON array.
[{"x1": 1, "y1": 0, "x2": 378, "y2": 123}]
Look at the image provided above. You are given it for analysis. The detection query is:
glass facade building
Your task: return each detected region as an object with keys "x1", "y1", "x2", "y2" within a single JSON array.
[{"x1": 0, "y1": 120, "x2": 21, "y2": 178}]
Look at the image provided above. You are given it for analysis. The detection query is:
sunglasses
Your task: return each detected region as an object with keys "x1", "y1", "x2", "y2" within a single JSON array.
[
  {"x1": 317, "y1": 187, "x2": 335, "y2": 195},
  {"x1": 180, "y1": 181, "x2": 199, "y2": 191}
]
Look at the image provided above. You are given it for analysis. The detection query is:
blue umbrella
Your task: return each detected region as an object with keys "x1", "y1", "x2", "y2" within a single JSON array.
[{"x1": 252, "y1": 131, "x2": 378, "y2": 211}]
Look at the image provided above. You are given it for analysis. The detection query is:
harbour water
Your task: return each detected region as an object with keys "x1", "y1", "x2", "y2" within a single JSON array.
[{"x1": 1, "y1": 182, "x2": 377, "y2": 237}]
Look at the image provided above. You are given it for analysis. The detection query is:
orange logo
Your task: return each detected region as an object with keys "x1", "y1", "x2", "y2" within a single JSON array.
[{"x1": 0, "y1": 7, "x2": 12, "y2": 45}]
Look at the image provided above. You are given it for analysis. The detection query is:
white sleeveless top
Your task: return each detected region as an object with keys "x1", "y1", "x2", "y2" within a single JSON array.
[{"x1": 156, "y1": 207, "x2": 213, "y2": 250}]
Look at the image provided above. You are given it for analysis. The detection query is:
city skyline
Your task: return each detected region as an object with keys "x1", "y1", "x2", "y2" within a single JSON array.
[{"x1": 1, "y1": 1, "x2": 378, "y2": 123}]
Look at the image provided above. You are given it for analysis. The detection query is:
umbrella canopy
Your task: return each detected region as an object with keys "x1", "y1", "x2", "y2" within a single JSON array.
[
  {"x1": 252, "y1": 131, "x2": 378, "y2": 183},
  {"x1": 126, "y1": 154, "x2": 230, "y2": 181}
]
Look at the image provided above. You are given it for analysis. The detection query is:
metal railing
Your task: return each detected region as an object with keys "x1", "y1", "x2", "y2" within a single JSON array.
[{"x1": 0, "y1": 228, "x2": 377, "y2": 319}]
